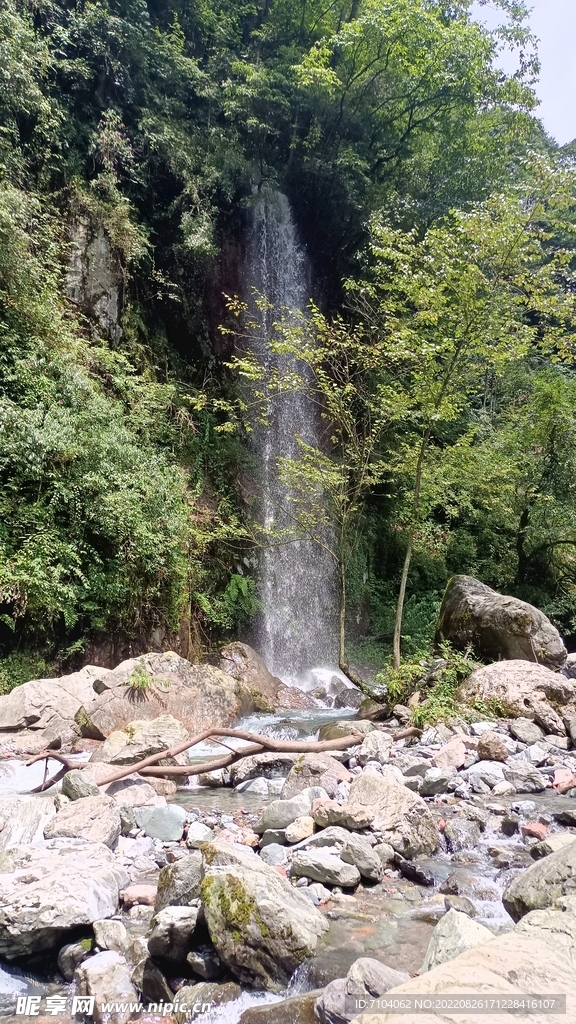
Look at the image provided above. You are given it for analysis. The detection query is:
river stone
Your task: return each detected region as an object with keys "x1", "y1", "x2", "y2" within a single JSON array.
[
  {"x1": 531, "y1": 833, "x2": 576, "y2": 860},
  {"x1": 281, "y1": 754, "x2": 352, "y2": 799},
  {"x1": 0, "y1": 839, "x2": 128, "y2": 958},
  {"x1": 419, "y1": 767, "x2": 455, "y2": 796},
  {"x1": 510, "y1": 718, "x2": 545, "y2": 745},
  {"x1": 260, "y1": 843, "x2": 289, "y2": 867},
  {"x1": 239, "y1": 990, "x2": 321, "y2": 1024},
  {"x1": 0, "y1": 664, "x2": 110, "y2": 742},
  {"x1": 340, "y1": 834, "x2": 383, "y2": 882},
  {"x1": 347, "y1": 770, "x2": 438, "y2": 858},
  {"x1": 105, "y1": 777, "x2": 162, "y2": 809},
  {"x1": 200, "y1": 844, "x2": 328, "y2": 989},
  {"x1": 44, "y1": 795, "x2": 121, "y2": 847},
  {"x1": 444, "y1": 818, "x2": 481, "y2": 853},
  {"x1": 503, "y1": 838, "x2": 576, "y2": 920},
  {"x1": 431, "y1": 736, "x2": 468, "y2": 770},
  {"x1": 316, "y1": 958, "x2": 410, "y2": 1024},
  {"x1": 354, "y1": 899, "x2": 576, "y2": 1024},
  {"x1": 93, "y1": 919, "x2": 129, "y2": 952},
  {"x1": 75, "y1": 950, "x2": 137, "y2": 1024},
  {"x1": 254, "y1": 787, "x2": 329, "y2": 833},
  {"x1": 75, "y1": 652, "x2": 242, "y2": 739},
  {"x1": 90, "y1": 714, "x2": 191, "y2": 766},
  {"x1": 503, "y1": 761, "x2": 547, "y2": 793},
  {"x1": 154, "y1": 852, "x2": 202, "y2": 911},
  {"x1": 186, "y1": 822, "x2": 215, "y2": 848},
  {"x1": 285, "y1": 816, "x2": 315, "y2": 843},
  {"x1": 477, "y1": 731, "x2": 509, "y2": 762},
  {"x1": 0, "y1": 794, "x2": 57, "y2": 850},
  {"x1": 291, "y1": 848, "x2": 361, "y2": 887},
  {"x1": 292, "y1": 826, "x2": 351, "y2": 852},
  {"x1": 147, "y1": 905, "x2": 199, "y2": 962},
  {"x1": 356, "y1": 732, "x2": 392, "y2": 766},
  {"x1": 311, "y1": 800, "x2": 373, "y2": 831},
  {"x1": 458, "y1": 661, "x2": 573, "y2": 736},
  {"x1": 230, "y1": 753, "x2": 299, "y2": 785},
  {"x1": 61, "y1": 769, "x2": 100, "y2": 800},
  {"x1": 318, "y1": 720, "x2": 375, "y2": 742},
  {"x1": 436, "y1": 575, "x2": 567, "y2": 669},
  {"x1": 422, "y1": 909, "x2": 494, "y2": 971},
  {"x1": 174, "y1": 981, "x2": 242, "y2": 1023},
  {"x1": 58, "y1": 940, "x2": 93, "y2": 981},
  {"x1": 134, "y1": 803, "x2": 187, "y2": 841}
]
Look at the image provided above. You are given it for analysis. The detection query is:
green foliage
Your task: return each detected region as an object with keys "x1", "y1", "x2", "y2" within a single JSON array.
[
  {"x1": 0, "y1": 653, "x2": 53, "y2": 696},
  {"x1": 410, "y1": 643, "x2": 482, "y2": 726}
]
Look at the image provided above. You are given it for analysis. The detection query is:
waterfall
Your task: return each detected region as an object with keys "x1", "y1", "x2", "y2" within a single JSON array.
[{"x1": 243, "y1": 190, "x2": 338, "y2": 683}]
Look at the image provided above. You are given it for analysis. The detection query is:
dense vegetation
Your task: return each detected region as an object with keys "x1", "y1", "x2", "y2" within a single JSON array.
[{"x1": 2, "y1": 0, "x2": 576, "y2": 681}]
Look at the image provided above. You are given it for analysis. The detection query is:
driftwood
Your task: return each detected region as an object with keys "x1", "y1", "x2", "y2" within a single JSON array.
[{"x1": 25, "y1": 726, "x2": 364, "y2": 792}]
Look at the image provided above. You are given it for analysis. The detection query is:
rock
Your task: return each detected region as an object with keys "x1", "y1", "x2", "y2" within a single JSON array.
[
  {"x1": 422, "y1": 909, "x2": 494, "y2": 971},
  {"x1": 186, "y1": 822, "x2": 215, "y2": 848},
  {"x1": 146, "y1": 777, "x2": 178, "y2": 797},
  {"x1": 0, "y1": 840, "x2": 128, "y2": 958},
  {"x1": 186, "y1": 944, "x2": 223, "y2": 980},
  {"x1": 260, "y1": 844, "x2": 289, "y2": 867},
  {"x1": 373, "y1": 843, "x2": 395, "y2": 865},
  {"x1": 75, "y1": 653, "x2": 242, "y2": 739},
  {"x1": 553, "y1": 768, "x2": 576, "y2": 794},
  {"x1": 311, "y1": 800, "x2": 373, "y2": 831},
  {"x1": 334, "y1": 689, "x2": 363, "y2": 710},
  {"x1": 43, "y1": 795, "x2": 121, "y2": 847},
  {"x1": 259, "y1": 829, "x2": 287, "y2": 847},
  {"x1": 431, "y1": 736, "x2": 467, "y2": 770},
  {"x1": 340, "y1": 834, "x2": 383, "y2": 882},
  {"x1": 458, "y1": 661, "x2": 573, "y2": 736},
  {"x1": 147, "y1": 905, "x2": 199, "y2": 962},
  {"x1": 254, "y1": 787, "x2": 329, "y2": 833},
  {"x1": 75, "y1": 950, "x2": 137, "y2": 1024},
  {"x1": 318, "y1": 721, "x2": 375, "y2": 742},
  {"x1": 356, "y1": 732, "x2": 392, "y2": 766},
  {"x1": 477, "y1": 731, "x2": 509, "y2": 762},
  {"x1": 503, "y1": 838, "x2": 576, "y2": 920},
  {"x1": 0, "y1": 665, "x2": 110, "y2": 743},
  {"x1": 219, "y1": 641, "x2": 283, "y2": 711},
  {"x1": 554, "y1": 808, "x2": 576, "y2": 827},
  {"x1": 521, "y1": 821, "x2": 548, "y2": 841},
  {"x1": 174, "y1": 982, "x2": 241, "y2": 1022},
  {"x1": 436, "y1": 575, "x2": 567, "y2": 670},
  {"x1": 105, "y1": 777, "x2": 162, "y2": 809},
  {"x1": 444, "y1": 819, "x2": 481, "y2": 853},
  {"x1": 285, "y1": 816, "x2": 315, "y2": 843},
  {"x1": 93, "y1": 919, "x2": 129, "y2": 952},
  {"x1": 395, "y1": 856, "x2": 434, "y2": 887},
  {"x1": 121, "y1": 883, "x2": 157, "y2": 907},
  {"x1": 61, "y1": 769, "x2": 101, "y2": 800},
  {"x1": 293, "y1": 826, "x2": 351, "y2": 852},
  {"x1": 200, "y1": 842, "x2": 329, "y2": 989},
  {"x1": 292, "y1": 848, "x2": 360, "y2": 887},
  {"x1": 419, "y1": 767, "x2": 455, "y2": 796},
  {"x1": 58, "y1": 940, "x2": 93, "y2": 981},
  {"x1": 346, "y1": 770, "x2": 438, "y2": 858},
  {"x1": 316, "y1": 958, "x2": 410, "y2": 1024},
  {"x1": 135, "y1": 804, "x2": 187, "y2": 841},
  {"x1": 510, "y1": 718, "x2": 545, "y2": 745},
  {"x1": 230, "y1": 754, "x2": 299, "y2": 786},
  {"x1": 155, "y1": 853, "x2": 202, "y2": 911},
  {"x1": 90, "y1": 715, "x2": 191, "y2": 766},
  {"x1": 308, "y1": 883, "x2": 332, "y2": 904},
  {"x1": 281, "y1": 754, "x2": 352, "y2": 799},
  {"x1": 0, "y1": 794, "x2": 57, "y2": 850},
  {"x1": 503, "y1": 761, "x2": 547, "y2": 793},
  {"x1": 443, "y1": 895, "x2": 476, "y2": 917},
  {"x1": 531, "y1": 833, "x2": 576, "y2": 859},
  {"x1": 239, "y1": 990, "x2": 321, "y2": 1024}
]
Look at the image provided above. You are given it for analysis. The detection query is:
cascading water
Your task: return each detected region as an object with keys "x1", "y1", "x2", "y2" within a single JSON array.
[{"x1": 243, "y1": 190, "x2": 338, "y2": 683}]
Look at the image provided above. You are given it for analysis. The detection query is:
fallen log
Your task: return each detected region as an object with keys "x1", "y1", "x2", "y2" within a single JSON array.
[{"x1": 25, "y1": 727, "x2": 364, "y2": 791}]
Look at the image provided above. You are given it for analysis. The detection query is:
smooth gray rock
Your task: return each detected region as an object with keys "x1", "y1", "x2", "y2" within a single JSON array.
[
  {"x1": 291, "y1": 848, "x2": 360, "y2": 887},
  {"x1": 316, "y1": 957, "x2": 410, "y2": 1024},
  {"x1": 44, "y1": 795, "x2": 121, "y2": 847},
  {"x1": 147, "y1": 905, "x2": 199, "y2": 962},
  {"x1": 93, "y1": 919, "x2": 129, "y2": 952},
  {"x1": 510, "y1": 718, "x2": 545, "y2": 745},
  {"x1": 503, "y1": 761, "x2": 547, "y2": 792},
  {"x1": 419, "y1": 767, "x2": 455, "y2": 796},
  {"x1": 260, "y1": 843, "x2": 289, "y2": 867},
  {"x1": 0, "y1": 839, "x2": 128, "y2": 958},
  {"x1": 356, "y1": 732, "x2": 392, "y2": 767},
  {"x1": 530, "y1": 833, "x2": 576, "y2": 860},
  {"x1": 75, "y1": 950, "x2": 137, "y2": 1024},
  {"x1": 458, "y1": 661, "x2": 572, "y2": 736},
  {"x1": 421, "y1": 909, "x2": 495, "y2": 971},
  {"x1": 280, "y1": 754, "x2": 352, "y2": 799},
  {"x1": 340, "y1": 834, "x2": 383, "y2": 882},
  {"x1": 254, "y1": 787, "x2": 329, "y2": 833},
  {"x1": 57, "y1": 939, "x2": 93, "y2": 981},
  {"x1": 155, "y1": 852, "x2": 202, "y2": 911},
  {"x1": 61, "y1": 769, "x2": 100, "y2": 800},
  {"x1": 186, "y1": 822, "x2": 215, "y2": 847},
  {"x1": 346, "y1": 770, "x2": 438, "y2": 858},
  {"x1": 503, "y1": 838, "x2": 576, "y2": 920},
  {"x1": 135, "y1": 803, "x2": 187, "y2": 841}
]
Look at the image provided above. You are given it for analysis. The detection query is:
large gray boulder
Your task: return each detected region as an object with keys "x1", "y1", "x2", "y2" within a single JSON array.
[
  {"x1": 316, "y1": 958, "x2": 410, "y2": 1024},
  {"x1": 503, "y1": 838, "x2": 576, "y2": 921},
  {"x1": 280, "y1": 754, "x2": 352, "y2": 800},
  {"x1": 349, "y1": 899, "x2": 576, "y2": 1024},
  {"x1": 346, "y1": 770, "x2": 438, "y2": 858},
  {"x1": 436, "y1": 575, "x2": 567, "y2": 670},
  {"x1": 230, "y1": 753, "x2": 299, "y2": 786},
  {"x1": 75, "y1": 652, "x2": 242, "y2": 739},
  {"x1": 90, "y1": 714, "x2": 191, "y2": 765},
  {"x1": 254, "y1": 787, "x2": 329, "y2": 833},
  {"x1": 155, "y1": 851, "x2": 203, "y2": 912},
  {"x1": 458, "y1": 661, "x2": 574, "y2": 735},
  {"x1": 44, "y1": 795, "x2": 121, "y2": 847},
  {"x1": 291, "y1": 848, "x2": 361, "y2": 887},
  {"x1": 340, "y1": 834, "x2": 384, "y2": 882},
  {"x1": 219, "y1": 641, "x2": 283, "y2": 711},
  {"x1": 0, "y1": 839, "x2": 128, "y2": 958},
  {"x1": 200, "y1": 842, "x2": 328, "y2": 989},
  {"x1": 147, "y1": 905, "x2": 199, "y2": 962},
  {"x1": 75, "y1": 951, "x2": 137, "y2": 1024},
  {"x1": 421, "y1": 909, "x2": 494, "y2": 971},
  {"x1": 0, "y1": 665, "x2": 109, "y2": 743},
  {"x1": 0, "y1": 794, "x2": 56, "y2": 849}
]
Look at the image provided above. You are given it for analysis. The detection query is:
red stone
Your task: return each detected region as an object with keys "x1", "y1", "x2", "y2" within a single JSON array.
[{"x1": 520, "y1": 822, "x2": 548, "y2": 841}]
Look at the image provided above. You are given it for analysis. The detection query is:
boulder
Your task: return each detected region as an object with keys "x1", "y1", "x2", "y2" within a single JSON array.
[
  {"x1": 219, "y1": 641, "x2": 283, "y2": 711},
  {"x1": 350, "y1": 899, "x2": 576, "y2": 1024},
  {"x1": 0, "y1": 794, "x2": 57, "y2": 850},
  {"x1": 509, "y1": 718, "x2": 545, "y2": 745},
  {"x1": 503, "y1": 838, "x2": 576, "y2": 920},
  {"x1": 458, "y1": 661, "x2": 573, "y2": 735},
  {"x1": 105, "y1": 777, "x2": 162, "y2": 809},
  {"x1": 93, "y1": 919, "x2": 129, "y2": 952},
  {"x1": 421, "y1": 909, "x2": 494, "y2": 971},
  {"x1": 311, "y1": 801, "x2": 373, "y2": 831},
  {"x1": 436, "y1": 575, "x2": 567, "y2": 670},
  {"x1": 280, "y1": 754, "x2": 352, "y2": 800},
  {"x1": 431, "y1": 736, "x2": 467, "y2": 770},
  {"x1": 147, "y1": 905, "x2": 199, "y2": 962},
  {"x1": 43, "y1": 795, "x2": 121, "y2": 847},
  {"x1": 291, "y1": 849, "x2": 361, "y2": 887},
  {"x1": 316, "y1": 958, "x2": 410, "y2": 1024},
  {"x1": 477, "y1": 731, "x2": 509, "y2": 762},
  {"x1": 200, "y1": 842, "x2": 328, "y2": 989},
  {"x1": 531, "y1": 834, "x2": 576, "y2": 860},
  {"x1": 419, "y1": 767, "x2": 455, "y2": 796},
  {"x1": 254, "y1": 787, "x2": 329, "y2": 833},
  {"x1": 61, "y1": 770, "x2": 100, "y2": 800},
  {"x1": 58, "y1": 940, "x2": 93, "y2": 981},
  {"x1": 0, "y1": 665, "x2": 110, "y2": 744},
  {"x1": 239, "y1": 990, "x2": 321, "y2": 1024},
  {"x1": 155, "y1": 852, "x2": 203, "y2": 912},
  {"x1": 75, "y1": 653, "x2": 242, "y2": 739},
  {"x1": 186, "y1": 822, "x2": 215, "y2": 848},
  {"x1": 318, "y1": 721, "x2": 375, "y2": 742},
  {"x1": 230, "y1": 753, "x2": 299, "y2": 786},
  {"x1": 356, "y1": 732, "x2": 392, "y2": 766},
  {"x1": 90, "y1": 715, "x2": 191, "y2": 765},
  {"x1": 346, "y1": 770, "x2": 438, "y2": 858},
  {"x1": 134, "y1": 804, "x2": 187, "y2": 842},
  {"x1": 174, "y1": 982, "x2": 241, "y2": 1022},
  {"x1": 75, "y1": 951, "x2": 137, "y2": 1024},
  {"x1": 285, "y1": 816, "x2": 315, "y2": 843},
  {"x1": 503, "y1": 761, "x2": 547, "y2": 793},
  {"x1": 340, "y1": 834, "x2": 383, "y2": 882},
  {"x1": 0, "y1": 839, "x2": 128, "y2": 958}
]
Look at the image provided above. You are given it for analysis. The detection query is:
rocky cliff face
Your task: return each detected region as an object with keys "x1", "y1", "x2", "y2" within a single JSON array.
[{"x1": 67, "y1": 219, "x2": 122, "y2": 342}]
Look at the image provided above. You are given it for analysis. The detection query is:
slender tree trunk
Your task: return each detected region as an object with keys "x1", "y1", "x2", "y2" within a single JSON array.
[
  {"x1": 392, "y1": 429, "x2": 430, "y2": 669},
  {"x1": 338, "y1": 558, "x2": 346, "y2": 668}
]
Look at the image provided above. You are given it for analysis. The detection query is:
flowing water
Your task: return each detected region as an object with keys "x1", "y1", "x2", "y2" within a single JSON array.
[{"x1": 244, "y1": 190, "x2": 338, "y2": 683}]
